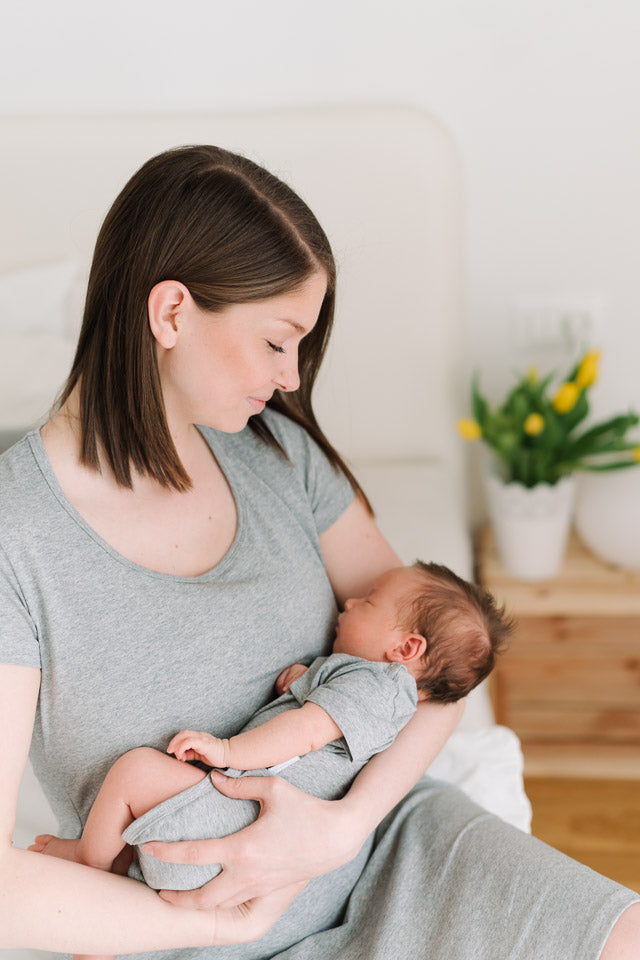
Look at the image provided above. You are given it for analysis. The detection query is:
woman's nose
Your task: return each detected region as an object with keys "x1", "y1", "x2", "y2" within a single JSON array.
[
  {"x1": 274, "y1": 350, "x2": 300, "y2": 392},
  {"x1": 343, "y1": 597, "x2": 358, "y2": 611}
]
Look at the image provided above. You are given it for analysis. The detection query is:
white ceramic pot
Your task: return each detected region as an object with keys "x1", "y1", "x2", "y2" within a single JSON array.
[
  {"x1": 575, "y1": 470, "x2": 640, "y2": 570},
  {"x1": 484, "y1": 471, "x2": 576, "y2": 581}
]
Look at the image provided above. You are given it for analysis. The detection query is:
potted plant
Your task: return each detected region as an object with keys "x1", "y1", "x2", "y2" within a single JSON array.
[{"x1": 458, "y1": 350, "x2": 640, "y2": 580}]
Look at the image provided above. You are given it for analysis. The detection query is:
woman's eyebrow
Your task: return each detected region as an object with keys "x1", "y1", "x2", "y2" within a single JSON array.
[{"x1": 276, "y1": 318, "x2": 308, "y2": 335}]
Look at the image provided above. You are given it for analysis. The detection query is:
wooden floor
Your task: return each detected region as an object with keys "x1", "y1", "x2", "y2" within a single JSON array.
[{"x1": 524, "y1": 776, "x2": 640, "y2": 894}]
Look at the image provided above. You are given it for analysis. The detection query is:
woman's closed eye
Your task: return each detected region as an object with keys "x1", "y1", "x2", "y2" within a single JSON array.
[{"x1": 267, "y1": 341, "x2": 286, "y2": 354}]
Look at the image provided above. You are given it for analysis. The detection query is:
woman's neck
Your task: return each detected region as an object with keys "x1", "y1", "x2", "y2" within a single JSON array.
[{"x1": 43, "y1": 386, "x2": 205, "y2": 497}]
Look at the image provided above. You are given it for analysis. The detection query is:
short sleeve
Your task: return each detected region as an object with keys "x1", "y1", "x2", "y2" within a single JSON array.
[
  {"x1": 290, "y1": 654, "x2": 418, "y2": 762},
  {"x1": 0, "y1": 545, "x2": 41, "y2": 668},
  {"x1": 261, "y1": 410, "x2": 355, "y2": 534}
]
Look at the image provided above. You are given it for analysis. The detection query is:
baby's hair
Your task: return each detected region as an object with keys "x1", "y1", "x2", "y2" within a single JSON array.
[{"x1": 400, "y1": 561, "x2": 513, "y2": 703}]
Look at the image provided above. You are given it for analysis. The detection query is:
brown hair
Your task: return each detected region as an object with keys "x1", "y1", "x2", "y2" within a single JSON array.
[
  {"x1": 401, "y1": 561, "x2": 513, "y2": 703},
  {"x1": 58, "y1": 145, "x2": 365, "y2": 498}
]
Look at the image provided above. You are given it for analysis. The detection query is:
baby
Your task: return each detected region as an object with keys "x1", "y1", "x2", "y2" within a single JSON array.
[{"x1": 32, "y1": 561, "x2": 512, "y2": 913}]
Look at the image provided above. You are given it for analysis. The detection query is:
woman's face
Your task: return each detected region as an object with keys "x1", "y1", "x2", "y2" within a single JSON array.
[{"x1": 159, "y1": 271, "x2": 327, "y2": 434}]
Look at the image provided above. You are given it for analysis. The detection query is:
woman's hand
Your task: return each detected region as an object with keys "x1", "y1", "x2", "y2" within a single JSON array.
[
  {"x1": 142, "y1": 770, "x2": 364, "y2": 910},
  {"x1": 212, "y1": 880, "x2": 307, "y2": 944}
]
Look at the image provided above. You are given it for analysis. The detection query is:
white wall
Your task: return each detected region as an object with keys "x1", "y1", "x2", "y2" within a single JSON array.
[{"x1": 2, "y1": 0, "x2": 639, "y2": 416}]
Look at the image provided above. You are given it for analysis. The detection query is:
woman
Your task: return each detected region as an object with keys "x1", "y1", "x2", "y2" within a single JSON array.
[{"x1": 1, "y1": 145, "x2": 638, "y2": 959}]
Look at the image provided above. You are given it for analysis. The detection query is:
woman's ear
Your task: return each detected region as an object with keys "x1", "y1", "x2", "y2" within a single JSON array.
[
  {"x1": 148, "y1": 281, "x2": 190, "y2": 349},
  {"x1": 388, "y1": 633, "x2": 427, "y2": 664}
]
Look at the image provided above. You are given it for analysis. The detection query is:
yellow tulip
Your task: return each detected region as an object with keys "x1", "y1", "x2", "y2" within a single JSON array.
[
  {"x1": 634, "y1": 447, "x2": 640, "y2": 463},
  {"x1": 524, "y1": 413, "x2": 545, "y2": 436},
  {"x1": 553, "y1": 382, "x2": 580, "y2": 414},
  {"x1": 527, "y1": 365, "x2": 538, "y2": 383},
  {"x1": 457, "y1": 418, "x2": 482, "y2": 441},
  {"x1": 575, "y1": 349, "x2": 601, "y2": 389}
]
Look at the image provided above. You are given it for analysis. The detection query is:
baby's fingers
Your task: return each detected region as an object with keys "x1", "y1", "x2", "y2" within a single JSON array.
[
  {"x1": 167, "y1": 729, "x2": 202, "y2": 757},
  {"x1": 274, "y1": 668, "x2": 291, "y2": 695},
  {"x1": 275, "y1": 665, "x2": 300, "y2": 694}
]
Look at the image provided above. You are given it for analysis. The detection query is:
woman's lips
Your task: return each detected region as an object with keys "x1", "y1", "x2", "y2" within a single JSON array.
[{"x1": 247, "y1": 397, "x2": 267, "y2": 413}]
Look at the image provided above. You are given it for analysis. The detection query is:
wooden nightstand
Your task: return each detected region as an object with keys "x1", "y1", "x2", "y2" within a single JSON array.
[{"x1": 475, "y1": 525, "x2": 640, "y2": 778}]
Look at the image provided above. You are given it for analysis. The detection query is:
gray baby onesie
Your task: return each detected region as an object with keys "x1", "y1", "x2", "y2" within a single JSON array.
[{"x1": 122, "y1": 653, "x2": 418, "y2": 889}]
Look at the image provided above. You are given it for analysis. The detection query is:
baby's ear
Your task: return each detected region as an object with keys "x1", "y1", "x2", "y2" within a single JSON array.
[{"x1": 389, "y1": 633, "x2": 427, "y2": 663}]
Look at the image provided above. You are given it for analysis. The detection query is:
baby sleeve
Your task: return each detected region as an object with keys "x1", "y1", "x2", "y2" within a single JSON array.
[
  {"x1": 290, "y1": 654, "x2": 418, "y2": 762},
  {"x1": 0, "y1": 544, "x2": 41, "y2": 667}
]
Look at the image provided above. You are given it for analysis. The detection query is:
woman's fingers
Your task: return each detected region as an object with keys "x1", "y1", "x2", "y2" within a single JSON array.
[
  {"x1": 140, "y1": 774, "x2": 271, "y2": 867},
  {"x1": 159, "y1": 884, "x2": 223, "y2": 910},
  {"x1": 158, "y1": 868, "x2": 251, "y2": 911},
  {"x1": 147, "y1": 773, "x2": 350, "y2": 912},
  {"x1": 212, "y1": 881, "x2": 307, "y2": 944},
  {"x1": 208, "y1": 769, "x2": 270, "y2": 800},
  {"x1": 141, "y1": 836, "x2": 228, "y2": 866}
]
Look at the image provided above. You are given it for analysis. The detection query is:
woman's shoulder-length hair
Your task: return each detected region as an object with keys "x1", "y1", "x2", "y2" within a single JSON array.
[{"x1": 58, "y1": 144, "x2": 367, "y2": 504}]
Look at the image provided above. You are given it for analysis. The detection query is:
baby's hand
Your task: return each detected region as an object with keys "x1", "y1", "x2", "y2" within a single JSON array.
[
  {"x1": 275, "y1": 663, "x2": 308, "y2": 695},
  {"x1": 167, "y1": 730, "x2": 228, "y2": 768}
]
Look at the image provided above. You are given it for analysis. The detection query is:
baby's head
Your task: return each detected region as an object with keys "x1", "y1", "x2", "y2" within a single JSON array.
[{"x1": 333, "y1": 563, "x2": 513, "y2": 702}]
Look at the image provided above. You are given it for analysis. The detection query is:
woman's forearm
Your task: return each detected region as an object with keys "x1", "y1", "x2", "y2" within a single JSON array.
[
  {"x1": 340, "y1": 699, "x2": 464, "y2": 838},
  {"x1": 1, "y1": 846, "x2": 214, "y2": 954}
]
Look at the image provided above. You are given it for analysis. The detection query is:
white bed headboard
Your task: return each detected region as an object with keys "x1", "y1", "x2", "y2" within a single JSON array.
[{"x1": 0, "y1": 105, "x2": 465, "y2": 475}]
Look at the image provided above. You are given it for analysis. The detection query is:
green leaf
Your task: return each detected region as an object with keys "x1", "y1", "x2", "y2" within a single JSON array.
[
  {"x1": 471, "y1": 373, "x2": 490, "y2": 430},
  {"x1": 579, "y1": 460, "x2": 640, "y2": 472},
  {"x1": 570, "y1": 412, "x2": 638, "y2": 446},
  {"x1": 561, "y1": 389, "x2": 590, "y2": 433}
]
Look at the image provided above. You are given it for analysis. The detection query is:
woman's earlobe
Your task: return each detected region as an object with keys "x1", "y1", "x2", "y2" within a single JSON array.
[{"x1": 148, "y1": 281, "x2": 188, "y2": 348}]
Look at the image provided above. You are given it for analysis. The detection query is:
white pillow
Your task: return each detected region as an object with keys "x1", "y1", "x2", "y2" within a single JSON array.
[{"x1": 0, "y1": 260, "x2": 78, "y2": 337}]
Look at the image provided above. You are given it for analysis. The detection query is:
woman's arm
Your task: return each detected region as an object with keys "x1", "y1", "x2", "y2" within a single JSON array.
[
  {"x1": 319, "y1": 494, "x2": 402, "y2": 605},
  {"x1": 146, "y1": 497, "x2": 464, "y2": 909},
  {"x1": 319, "y1": 495, "x2": 466, "y2": 825},
  {"x1": 0, "y1": 663, "x2": 302, "y2": 953},
  {"x1": 340, "y1": 695, "x2": 464, "y2": 831}
]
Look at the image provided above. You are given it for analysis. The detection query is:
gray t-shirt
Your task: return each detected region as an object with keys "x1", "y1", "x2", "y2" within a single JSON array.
[
  {"x1": 3, "y1": 414, "x2": 638, "y2": 960},
  {"x1": 0, "y1": 410, "x2": 354, "y2": 839}
]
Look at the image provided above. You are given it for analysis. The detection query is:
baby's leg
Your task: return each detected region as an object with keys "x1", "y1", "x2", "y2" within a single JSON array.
[{"x1": 33, "y1": 747, "x2": 208, "y2": 872}]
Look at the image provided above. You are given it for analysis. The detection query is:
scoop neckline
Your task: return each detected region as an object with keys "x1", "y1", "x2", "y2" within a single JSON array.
[{"x1": 27, "y1": 425, "x2": 246, "y2": 583}]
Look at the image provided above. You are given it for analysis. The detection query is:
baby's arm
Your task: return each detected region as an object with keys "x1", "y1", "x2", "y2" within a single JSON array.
[{"x1": 169, "y1": 703, "x2": 342, "y2": 772}]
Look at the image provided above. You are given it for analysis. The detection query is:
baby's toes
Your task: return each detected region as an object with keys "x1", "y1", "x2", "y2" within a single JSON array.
[{"x1": 29, "y1": 834, "x2": 55, "y2": 852}]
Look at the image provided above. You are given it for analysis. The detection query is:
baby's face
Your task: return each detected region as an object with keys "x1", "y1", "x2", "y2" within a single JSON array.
[{"x1": 333, "y1": 567, "x2": 422, "y2": 662}]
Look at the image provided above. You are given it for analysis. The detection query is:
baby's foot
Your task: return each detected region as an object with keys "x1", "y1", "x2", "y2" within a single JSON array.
[
  {"x1": 29, "y1": 834, "x2": 82, "y2": 863},
  {"x1": 73, "y1": 954, "x2": 115, "y2": 960}
]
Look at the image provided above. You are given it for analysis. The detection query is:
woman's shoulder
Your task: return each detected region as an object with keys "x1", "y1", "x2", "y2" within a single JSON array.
[
  {"x1": 0, "y1": 431, "x2": 44, "y2": 506},
  {"x1": 0, "y1": 431, "x2": 52, "y2": 556}
]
